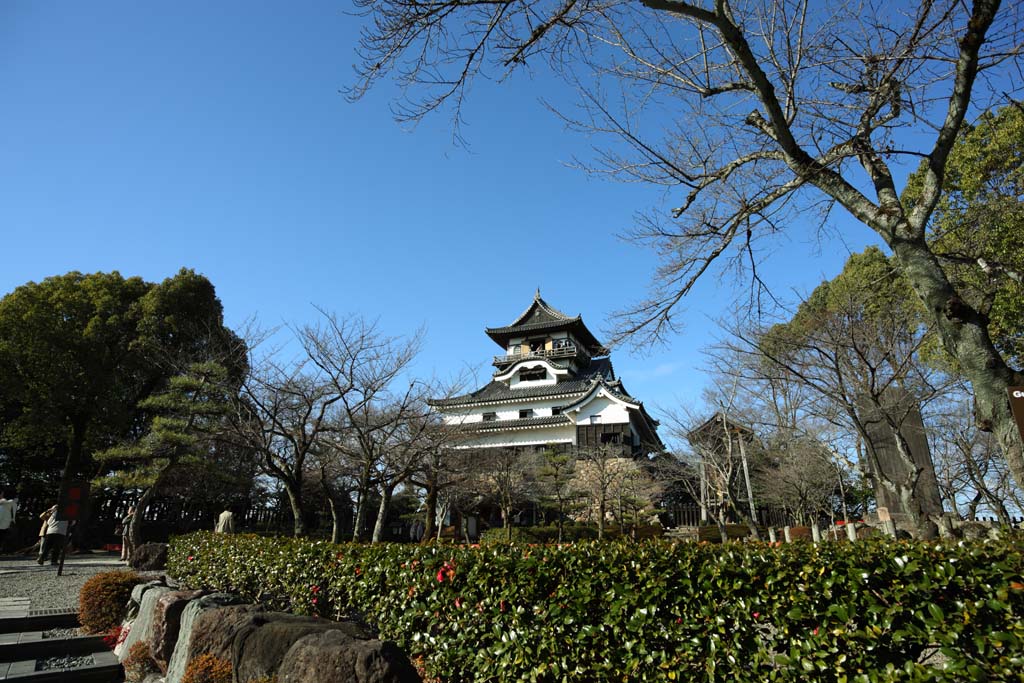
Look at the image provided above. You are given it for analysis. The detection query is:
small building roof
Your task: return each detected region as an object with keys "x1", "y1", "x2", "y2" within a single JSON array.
[{"x1": 686, "y1": 412, "x2": 755, "y2": 444}]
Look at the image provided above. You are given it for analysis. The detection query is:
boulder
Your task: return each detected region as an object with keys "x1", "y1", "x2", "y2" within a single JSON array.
[
  {"x1": 149, "y1": 589, "x2": 206, "y2": 673},
  {"x1": 166, "y1": 593, "x2": 245, "y2": 683},
  {"x1": 118, "y1": 585, "x2": 172, "y2": 663},
  {"x1": 131, "y1": 543, "x2": 169, "y2": 570},
  {"x1": 185, "y1": 604, "x2": 265, "y2": 665},
  {"x1": 277, "y1": 630, "x2": 421, "y2": 683},
  {"x1": 231, "y1": 613, "x2": 371, "y2": 682}
]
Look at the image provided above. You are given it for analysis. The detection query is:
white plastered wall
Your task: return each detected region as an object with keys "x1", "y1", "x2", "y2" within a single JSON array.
[
  {"x1": 571, "y1": 392, "x2": 632, "y2": 425},
  {"x1": 457, "y1": 423, "x2": 577, "y2": 449}
]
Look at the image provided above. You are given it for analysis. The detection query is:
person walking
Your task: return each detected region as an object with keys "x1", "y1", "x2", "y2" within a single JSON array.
[
  {"x1": 37, "y1": 504, "x2": 69, "y2": 565},
  {"x1": 0, "y1": 490, "x2": 17, "y2": 552},
  {"x1": 119, "y1": 506, "x2": 136, "y2": 563},
  {"x1": 215, "y1": 508, "x2": 235, "y2": 534}
]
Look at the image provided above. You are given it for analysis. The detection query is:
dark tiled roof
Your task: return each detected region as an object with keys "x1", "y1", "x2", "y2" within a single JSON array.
[
  {"x1": 486, "y1": 317, "x2": 583, "y2": 336},
  {"x1": 430, "y1": 378, "x2": 593, "y2": 407},
  {"x1": 431, "y1": 358, "x2": 617, "y2": 407},
  {"x1": 506, "y1": 291, "x2": 573, "y2": 327},
  {"x1": 461, "y1": 415, "x2": 572, "y2": 431},
  {"x1": 485, "y1": 292, "x2": 606, "y2": 353}
]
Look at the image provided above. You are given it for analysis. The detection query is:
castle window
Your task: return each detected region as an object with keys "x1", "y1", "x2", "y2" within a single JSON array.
[
  {"x1": 601, "y1": 432, "x2": 621, "y2": 444},
  {"x1": 519, "y1": 367, "x2": 547, "y2": 382},
  {"x1": 482, "y1": 412, "x2": 497, "y2": 422},
  {"x1": 552, "y1": 406, "x2": 562, "y2": 415},
  {"x1": 519, "y1": 409, "x2": 534, "y2": 419}
]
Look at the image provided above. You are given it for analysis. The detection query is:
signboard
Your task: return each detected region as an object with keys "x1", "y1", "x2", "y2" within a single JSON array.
[
  {"x1": 57, "y1": 480, "x2": 89, "y2": 521},
  {"x1": 1009, "y1": 387, "x2": 1024, "y2": 442}
]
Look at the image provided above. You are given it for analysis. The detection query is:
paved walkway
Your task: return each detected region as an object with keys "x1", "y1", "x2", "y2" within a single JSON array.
[
  {"x1": 0, "y1": 598, "x2": 31, "y2": 619},
  {"x1": 0, "y1": 554, "x2": 125, "y2": 576}
]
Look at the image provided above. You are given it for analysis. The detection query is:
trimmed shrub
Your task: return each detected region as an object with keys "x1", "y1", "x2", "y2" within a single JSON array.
[
  {"x1": 480, "y1": 523, "x2": 663, "y2": 544},
  {"x1": 181, "y1": 653, "x2": 232, "y2": 683},
  {"x1": 169, "y1": 532, "x2": 1024, "y2": 682},
  {"x1": 123, "y1": 641, "x2": 157, "y2": 683},
  {"x1": 78, "y1": 570, "x2": 142, "y2": 634}
]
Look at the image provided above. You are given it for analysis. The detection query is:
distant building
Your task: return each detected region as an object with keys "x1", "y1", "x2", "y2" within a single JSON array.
[{"x1": 429, "y1": 290, "x2": 662, "y2": 455}]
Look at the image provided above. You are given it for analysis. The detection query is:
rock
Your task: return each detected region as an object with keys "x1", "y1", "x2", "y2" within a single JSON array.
[
  {"x1": 165, "y1": 593, "x2": 245, "y2": 683},
  {"x1": 118, "y1": 586, "x2": 172, "y2": 663},
  {"x1": 131, "y1": 543, "x2": 169, "y2": 571},
  {"x1": 184, "y1": 604, "x2": 265, "y2": 666},
  {"x1": 278, "y1": 630, "x2": 421, "y2": 683},
  {"x1": 149, "y1": 590, "x2": 206, "y2": 673},
  {"x1": 232, "y1": 613, "x2": 371, "y2": 682}
]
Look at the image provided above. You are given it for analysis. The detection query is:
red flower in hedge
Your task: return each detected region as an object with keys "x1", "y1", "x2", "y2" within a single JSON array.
[
  {"x1": 355, "y1": 567, "x2": 362, "y2": 576},
  {"x1": 311, "y1": 585, "x2": 320, "y2": 593},
  {"x1": 752, "y1": 612, "x2": 760, "y2": 619},
  {"x1": 454, "y1": 597, "x2": 462, "y2": 609},
  {"x1": 436, "y1": 561, "x2": 456, "y2": 583},
  {"x1": 187, "y1": 556, "x2": 194, "y2": 562}
]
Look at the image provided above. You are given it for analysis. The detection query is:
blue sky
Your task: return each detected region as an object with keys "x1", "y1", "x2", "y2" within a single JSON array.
[{"x1": 0, "y1": 1, "x2": 887, "y2": 418}]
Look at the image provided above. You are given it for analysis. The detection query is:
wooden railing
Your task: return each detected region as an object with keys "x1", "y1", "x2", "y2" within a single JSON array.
[{"x1": 493, "y1": 344, "x2": 584, "y2": 365}]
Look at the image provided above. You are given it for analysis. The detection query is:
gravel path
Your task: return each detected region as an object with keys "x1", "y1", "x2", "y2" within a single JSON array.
[
  {"x1": 0, "y1": 554, "x2": 132, "y2": 611},
  {"x1": 36, "y1": 654, "x2": 95, "y2": 671}
]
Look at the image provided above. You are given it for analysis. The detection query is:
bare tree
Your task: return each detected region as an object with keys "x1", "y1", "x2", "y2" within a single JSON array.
[
  {"x1": 573, "y1": 444, "x2": 649, "y2": 540},
  {"x1": 350, "y1": 0, "x2": 1024, "y2": 491},
  {"x1": 480, "y1": 447, "x2": 541, "y2": 542},
  {"x1": 734, "y1": 259, "x2": 956, "y2": 536},
  {"x1": 227, "y1": 351, "x2": 341, "y2": 537},
  {"x1": 297, "y1": 312, "x2": 426, "y2": 542},
  {"x1": 929, "y1": 386, "x2": 1020, "y2": 523}
]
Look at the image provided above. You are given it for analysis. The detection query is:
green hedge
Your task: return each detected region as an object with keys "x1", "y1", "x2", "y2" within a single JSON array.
[
  {"x1": 168, "y1": 533, "x2": 1024, "y2": 682},
  {"x1": 478, "y1": 523, "x2": 664, "y2": 544}
]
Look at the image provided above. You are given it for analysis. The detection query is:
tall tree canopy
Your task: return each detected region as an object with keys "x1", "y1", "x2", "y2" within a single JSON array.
[
  {"x1": 0, "y1": 269, "x2": 243, "y2": 504},
  {"x1": 351, "y1": 0, "x2": 1024, "y2": 489}
]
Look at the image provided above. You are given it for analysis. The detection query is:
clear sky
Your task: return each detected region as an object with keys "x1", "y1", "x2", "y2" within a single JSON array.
[{"x1": 1, "y1": 1, "x2": 885, "y2": 419}]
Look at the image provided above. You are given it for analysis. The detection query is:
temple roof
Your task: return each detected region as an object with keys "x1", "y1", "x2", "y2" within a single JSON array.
[
  {"x1": 485, "y1": 290, "x2": 606, "y2": 353},
  {"x1": 430, "y1": 357, "x2": 616, "y2": 408},
  {"x1": 460, "y1": 415, "x2": 573, "y2": 432}
]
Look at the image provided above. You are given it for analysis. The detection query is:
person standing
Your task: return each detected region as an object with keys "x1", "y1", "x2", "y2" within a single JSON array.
[
  {"x1": 215, "y1": 508, "x2": 235, "y2": 534},
  {"x1": 119, "y1": 506, "x2": 136, "y2": 563},
  {"x1": 0, "y1": 490, "x2": 17, "y2": 552},
  {"x1": 37, "y1": 504, "x2": 69, "y2": 565}
]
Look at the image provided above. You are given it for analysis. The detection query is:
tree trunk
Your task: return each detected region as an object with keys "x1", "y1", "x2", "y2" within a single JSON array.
[
  {"x1": 131, "y1": 484, "x2": 158, "y2": 548},
  {"x1": 371, "y1": 485, "x2": 393, "y2": 544},
  {"x1": 597, "y1": 496, "x2": 606, "y2": 541},
  {"x1": 421, "y1": 474, "x2": 438, "y2": 543},
  {"x1": 503, "y1": 502, "x2": 513, "y2": 542},
  {"x1": 889, "y1": 234, "x2": 1024, "y2": 491},
  {"x1": 283, "y1": 480, "x2": 306, "y2": 537},
  {"x1": 326, "y1": 495, "x2": 342, "y2": 544},
  {"x1": 351, "y1": 465, "x2": 373, "y2": 542}
]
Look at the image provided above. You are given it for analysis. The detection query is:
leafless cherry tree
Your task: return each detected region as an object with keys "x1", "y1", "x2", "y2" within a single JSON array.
[
  {"x1": 349, "y1": 0, "x2": 1024, "y2": 491},
  {"x1": 227, "y1": 351, "x2": 342, "y2": 537}
]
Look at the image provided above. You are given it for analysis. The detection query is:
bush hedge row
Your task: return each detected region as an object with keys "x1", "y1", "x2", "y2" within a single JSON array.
[
  {"x1": 168, "y1": 533, "x2": 1024, "y2": 682},
  {"x1": 478, "y1": 523, "x2": 664, "y2": 544}
]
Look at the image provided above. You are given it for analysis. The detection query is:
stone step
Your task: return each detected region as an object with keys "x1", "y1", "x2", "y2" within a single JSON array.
[
  {"x1": 0, "y1": 651, "x2": 121, "y2": 681},
  {"x1": 0, "y1": 612, "x2": 78, "y2": 636},
  {"x1": 0, "y1": 633, "x2": 108, "y2": 662}
]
